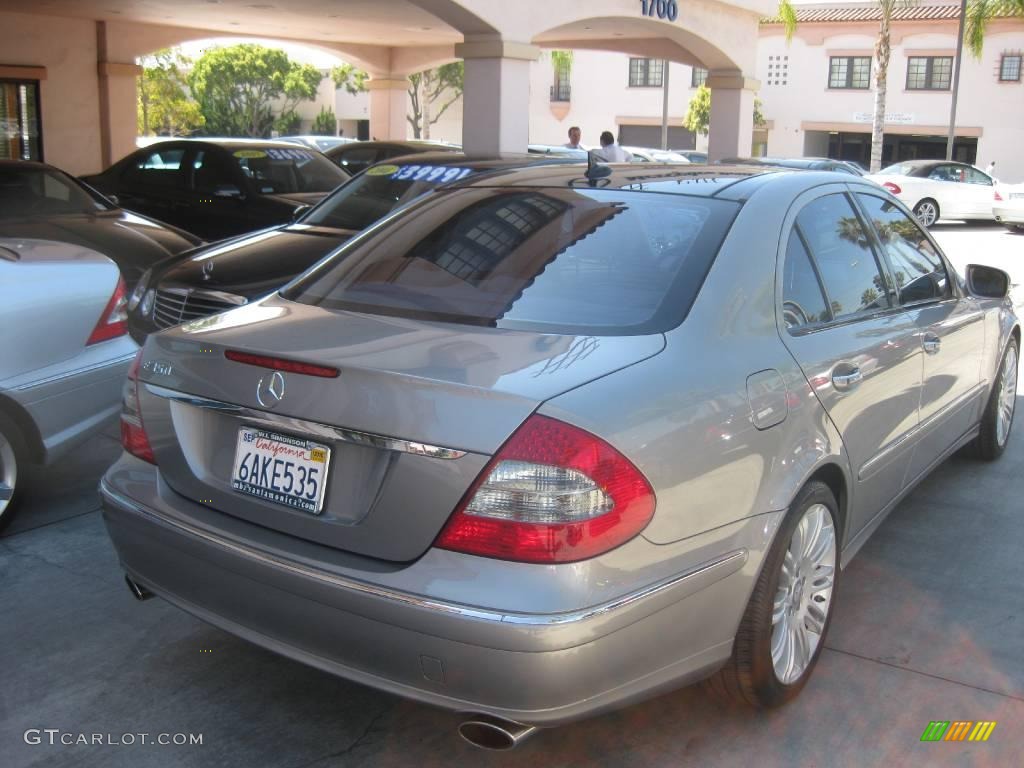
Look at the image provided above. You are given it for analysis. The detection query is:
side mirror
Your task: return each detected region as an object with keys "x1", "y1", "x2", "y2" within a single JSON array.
[
  {"x1": 292, "y1": 204, "x2": 312, "y2": 221},
  {"x1": 214, "y1": 184, "x2": 244, "y2": 199},
  {"x1": 966, "y1": 264, "x2": 1010, "y2": 299}
]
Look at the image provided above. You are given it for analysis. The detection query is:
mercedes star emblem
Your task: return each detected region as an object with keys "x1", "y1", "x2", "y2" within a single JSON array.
[
  {"x1": 202, "y1": 260, "x2": 214, "y2": 281},
  {"x1": 256, "y1": 371, "x2": 286, "y2": 408}
]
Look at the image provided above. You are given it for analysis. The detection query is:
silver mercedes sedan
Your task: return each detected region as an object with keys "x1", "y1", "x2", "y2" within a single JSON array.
[{"x1": 99, "y1": 163, "x2": 1018, "y2": 750}]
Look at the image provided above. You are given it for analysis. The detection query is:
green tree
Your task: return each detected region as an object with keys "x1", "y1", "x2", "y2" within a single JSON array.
[
  {"x1": 407, "y1": 62, "x2": 464, "y2": 139},
  {"x1": 966, "y1": 1, "x2": 1024, "y2": 56},
  {"x1": 682, "y1": 85, "x2": 766, "y2": 137},
  {"x1": 331, "y1": 63, "x2": 369, "y2": 95},
  {"x1": 311, "y1": 106, "x2": 337, "y2": 135},
  {"x1": 188, "y1": 44, "x2": 323, "y2": 137},
  {"x1": 137, "y1": 49, "x2": 204, "y2": 137}
]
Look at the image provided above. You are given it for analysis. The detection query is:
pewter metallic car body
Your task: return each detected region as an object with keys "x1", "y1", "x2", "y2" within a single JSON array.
[
  {"x1": 100, "y1": 166, "x2": 1018, "y2": 727},
  {"x1": 0, "y1": 239, "x2": 136, "y2": 462}
]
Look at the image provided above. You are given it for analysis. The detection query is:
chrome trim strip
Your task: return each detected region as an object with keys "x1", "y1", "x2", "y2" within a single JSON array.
[
  {"x1": 101, "y1": 479, "x2": 747, "y2": 627},
  {"x1": 144, "y1": 383, "x2": 468, "y2": 459},
  {"x1": 15, "y1": 351, "x2": 137, "y2": 391}
]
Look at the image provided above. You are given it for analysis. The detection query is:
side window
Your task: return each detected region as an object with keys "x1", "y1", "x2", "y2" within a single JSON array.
[
  {"x1": 856, "y1": 193, "x2": 951, "y2": 305},
  {"x1": 964, "y1": 167, "x2": 992, "y2": 186},
  {"x1": 927, "y1": 164, "x2": 962, "y2": 183},
  {"x1": 127, "y1": 148, "x2": 186, "y2": 188},
  {"x1": 192, "y1": 150, "x2": 238, "y2": 192},
  {"x1": 782, "y1": 230, "x2": 832, "y2": 331},
  {"x1": 796, "y1": 193, "x2": 891, "y2": 321},
  {"x1": 336, "y1": 147, "x2": 380, "y2": 173}
]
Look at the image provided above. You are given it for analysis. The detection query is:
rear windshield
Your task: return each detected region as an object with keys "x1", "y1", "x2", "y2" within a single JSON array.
[
  {"x1": 232, "y1": 147, "x2": 346, "y2": 194},
  {"x1": 303, "y1": 162, "x2": 475, "y2": 231},
  {"x1": 0, "y1": 166, "x2": 111, "y2": 217},
  {"x1": 286, "y1": 187, "x2": 738, "y2": 335},
  {"x1": 879, "y1": 162, "x2": 916, "y2": 176}
]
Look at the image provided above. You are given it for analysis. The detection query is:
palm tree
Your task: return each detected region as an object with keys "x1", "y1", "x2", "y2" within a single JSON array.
[{"x1": 965, "y1": 0, "x2": 1024, "y2": 56}]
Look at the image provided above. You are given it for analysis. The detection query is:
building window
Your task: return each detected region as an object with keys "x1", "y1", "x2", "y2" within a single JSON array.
[
  {"x1": 1000, "y1": 54, "x2": 1022, "y2": 82},
  {"x1": 0, "y1": 79, "x2": 42, "y2": 161},
  {"x1": 551, "y1": 56, "x2": 571, "y2": 102},
  {"x1": 828, "y1": 56, "x2": 871, "y2": 89},
  {"x1": 628, "y1": 58, "x2": 664, "y2": 87},
  {"x1": 691, "y1": 67, "x2": 708, "y2": 88},
  {"x1": 906, "y1": 56, "x2": 953, "y2": 90}
]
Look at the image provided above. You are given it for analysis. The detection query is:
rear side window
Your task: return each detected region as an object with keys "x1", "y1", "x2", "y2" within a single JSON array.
[
  {"x1": 796, "y1": 194, "x2": 890, "y2": 321},
  {"x1": 127, "y1": 148, "x2": 187, "y2": 188},
  {"x1": 782, "y1": 231, "x2": 832, "y2": 331},
  {"x1": 856, "y1": 193, "x2": 951, "y2": 305},
  {"x1": 287, "y1": 187, "x2": 739, "y2": 335}
]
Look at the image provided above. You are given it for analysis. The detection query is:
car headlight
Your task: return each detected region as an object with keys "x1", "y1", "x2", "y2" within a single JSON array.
[
  {"x1": 128, "y1": 270, "x2": 151, "y2": 311},
  {"x1": 140, "y1": 289, "x2": 156, "y2": 319}
]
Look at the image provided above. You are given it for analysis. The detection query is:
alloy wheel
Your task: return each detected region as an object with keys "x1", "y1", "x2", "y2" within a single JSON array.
[
  {"x1": 0, "y1": 430, "x2": 16, "y2": 518},
  {"x1": 771, "y1": 503, "x2": 836, "y2": 685},
  {"x1": 913, "y1": 201, "x2": 938, "y2": 227},
  {"x1": 996, "y1": 345, "x2": 1018, "y2": 447}
]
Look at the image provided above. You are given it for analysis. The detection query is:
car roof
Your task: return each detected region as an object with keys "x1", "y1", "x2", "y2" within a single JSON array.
[
  {"x1": 367, "y1": 151, "x2": 584, "y2": 172},
  {"x1": 447, "y1": 162, "x2": 804, "y2": 200},
  {"x1": 0, "y1": 159, "x2": 55, "y2": 170}
]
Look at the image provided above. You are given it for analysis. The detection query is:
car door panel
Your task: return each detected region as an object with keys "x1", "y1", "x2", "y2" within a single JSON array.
[
  {"x1": 854, "y1": 191, "x2": 987, "y2": 478},
  {"x1": 778, "y1": 190, "x2": 923, "y2": 539}
]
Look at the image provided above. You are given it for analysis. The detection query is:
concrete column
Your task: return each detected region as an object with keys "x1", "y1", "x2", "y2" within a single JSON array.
[
  {"x1": 706, "y1": 72, "x2": 759, "y2": 162},
  {"x1": 454, "y1": 39, "x2": 539, "y2": 157},
  {"x1": 366, "y1": 78, "x2": 409, "y2": 141},
  {"x1": 96, "y1": 21, "x2": 141, "y2": 168}
]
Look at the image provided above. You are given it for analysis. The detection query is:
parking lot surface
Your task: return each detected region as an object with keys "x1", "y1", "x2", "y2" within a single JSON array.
[{"x1": 2, "y1": 223, "x2": 1022, "y2": 767}]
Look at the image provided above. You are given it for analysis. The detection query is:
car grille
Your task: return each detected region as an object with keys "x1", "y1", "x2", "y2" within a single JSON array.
[{"x1": 152, "y1": 288, "x2": 248, "y2": 329}]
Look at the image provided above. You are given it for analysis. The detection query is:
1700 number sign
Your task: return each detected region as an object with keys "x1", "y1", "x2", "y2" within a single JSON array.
[{"x1": 640, "y1": 0, "x2": 679, "y2": 21}]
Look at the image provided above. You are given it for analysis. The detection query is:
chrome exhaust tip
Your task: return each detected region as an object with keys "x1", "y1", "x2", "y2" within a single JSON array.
[
  {"x1": 457, "y1": 714, "x2": 538, "y2": 751},
  {"x1": 124, "y1": 574, "x2": 153, "y2": 601}
]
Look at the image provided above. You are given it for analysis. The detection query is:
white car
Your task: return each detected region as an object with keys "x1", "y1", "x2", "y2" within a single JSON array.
[
  {"x1": 994, "y1": 185, "x2": 1024, "y2": 233},
  {"x1": 866, "y1": 159, "x2": 998, "y2": 227},
  {"x1": 622, "y1": 147, "x2": 692, "y2": 163},
  {"x1": 0, "y1": 238, "x2": 136, "y2": 529}
]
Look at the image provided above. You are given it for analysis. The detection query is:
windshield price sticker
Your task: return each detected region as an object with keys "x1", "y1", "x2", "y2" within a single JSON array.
[
  {"x1": 391, "y1": 165, "x2": 473, "y2": 183},
  {"x1": 233, "y1": 149, "x2": 267, "y2": 159},
  {"x1": 640, "y1": 0, "x2": 678, "y2": 21}
]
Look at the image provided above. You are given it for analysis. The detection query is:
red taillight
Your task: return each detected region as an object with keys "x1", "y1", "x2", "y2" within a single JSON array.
[
  {"x1": 435, "y1": 415, "x2": 655, "y2": 563},
  {"x1": 882, "y1": 182, "x2": 902, "y2": 195},
  {"x1": 994, "y1": 189, "x2": 1004, "y2": 202},
  {"x1": 224, "y1": 350, "x2": 339, "y2": 378},
  {"x1": 121, "y1": 350, "x2": 155, "y2": 464},
  {"x1": 86, "y1": 276, "x2": 128, "y2": 345}
]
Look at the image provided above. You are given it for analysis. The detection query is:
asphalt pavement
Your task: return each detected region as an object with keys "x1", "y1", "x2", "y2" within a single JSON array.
[{"x1": 1, "y1": 223, "x2": 1022, "y2": 768}]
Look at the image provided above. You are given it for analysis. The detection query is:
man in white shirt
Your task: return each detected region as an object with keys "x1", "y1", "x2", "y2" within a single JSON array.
[
  {"x1": 593, "y1": 131, "x2": 633, "y2": 162},
  {"x1": 564, "y1": 126, "x2": 583, "y2": 150}
]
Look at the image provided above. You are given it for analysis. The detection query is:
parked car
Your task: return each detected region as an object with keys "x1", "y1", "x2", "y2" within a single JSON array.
[
  {"x1": 678, "y1": 150, "x2": 708, "y2": 163},
  {"x1": 324, "y1": 140, "x2": 458, "y2": 175},
  {"x1": 0, "y1": 160, "x2": 199, "y2": 289},
  {"x1": 722, "y1": 156, "x2": 866, "y2": 176},
  {"x1": 125, "y1": 153, "x2": 579, "y2": 343},
  {"x1": 623, "y1": 147, "x2": 692, "y2": 163},
  {"x1": 279, "y1": 135, "x2": 359, "y2": 152},
  {"x1": 1, "y1": 238, "x2": 137, "y2": 530},
  {"x1": 100, "y1": 164, "x2": 1018, "y2": 749},
  {"x1": 993, "y1": 185, "x2": 1024, "y2": 233},
  {"x1": 866, "y1": 159, "x2": 997, "y2": 227},
  {"x1": 81, "y1": 139, "x2": 350, "y2": 241},
  {"x1": 527, "y1": 144, "x2": 588, "y2": 159}
]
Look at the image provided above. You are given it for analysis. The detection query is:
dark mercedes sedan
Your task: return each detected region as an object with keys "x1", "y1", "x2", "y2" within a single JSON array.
[
  {"x1": 324, "y1": 139, "x2": 458, "y2": 175},
  {"x1": 81, "y1": 139, "x2": 350, "y2": 241},
  {"x1": 0, "y1": 160, "x2": 200, "y2": 288},
  {"x1": 126, "y1": 153, "x2": 574, "y2": 342}
]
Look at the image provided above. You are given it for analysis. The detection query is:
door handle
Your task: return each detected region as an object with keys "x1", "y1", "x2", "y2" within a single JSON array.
[
  {"x1": 832, "y1": 366, "x2": 863, "y2": 391},
  {"x1": 922, "y1": 334, "x2": 941, "y2": 355}
]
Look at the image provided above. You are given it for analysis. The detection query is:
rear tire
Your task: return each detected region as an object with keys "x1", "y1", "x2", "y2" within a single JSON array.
[
  {"x1": 0, "y1": 413, "x2": 27, "y2": 532},
  {"x1": 912, "y1": 199, "x2": 940, "y2": 227},
  {"x1": 705, "y1": 481, "x2": 839, "y2": 708},
  {"x1": 969, "y1": 340, "x2": 1018, "y2": 461}
]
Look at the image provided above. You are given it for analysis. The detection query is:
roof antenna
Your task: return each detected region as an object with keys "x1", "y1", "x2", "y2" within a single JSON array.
[{"x1": 584, "y1": 150, "x2": 612, "y2": 186}]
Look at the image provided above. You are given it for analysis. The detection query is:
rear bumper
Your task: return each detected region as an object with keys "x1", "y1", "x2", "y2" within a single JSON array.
[
  {"x1": 100, "y1": 458, "x2": 781, "y2": 726},
  {"x1": 993, "y1": 205, "x2": 1024, "y2": 225}
]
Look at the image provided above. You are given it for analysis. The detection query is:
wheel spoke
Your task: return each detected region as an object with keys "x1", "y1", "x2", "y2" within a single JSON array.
[
  {"x1": 0, "y1": 483, "x2": 12, "y2": 502},
  {"x1": 810, "y1": 564, "x2": 834, "y2": 592},
  {"x1": 794, "y1": 624, "x2": 811, "y2": 674},
  {"x1": 771, "y1": 614, "x2": 790, "y2": 668},
  {"x1": 805, "y1": 602, "x2": 827, "y2": 635}
]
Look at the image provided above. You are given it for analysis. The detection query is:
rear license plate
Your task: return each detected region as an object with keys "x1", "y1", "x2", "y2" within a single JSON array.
[{"x1": 231, "y1": 427, "x2": 331, "y2": 514}]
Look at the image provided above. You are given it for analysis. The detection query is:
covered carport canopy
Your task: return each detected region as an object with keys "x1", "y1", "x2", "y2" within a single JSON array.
[{"x1": 0, "y1": 0, "x2": 771, "y2": 173}]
